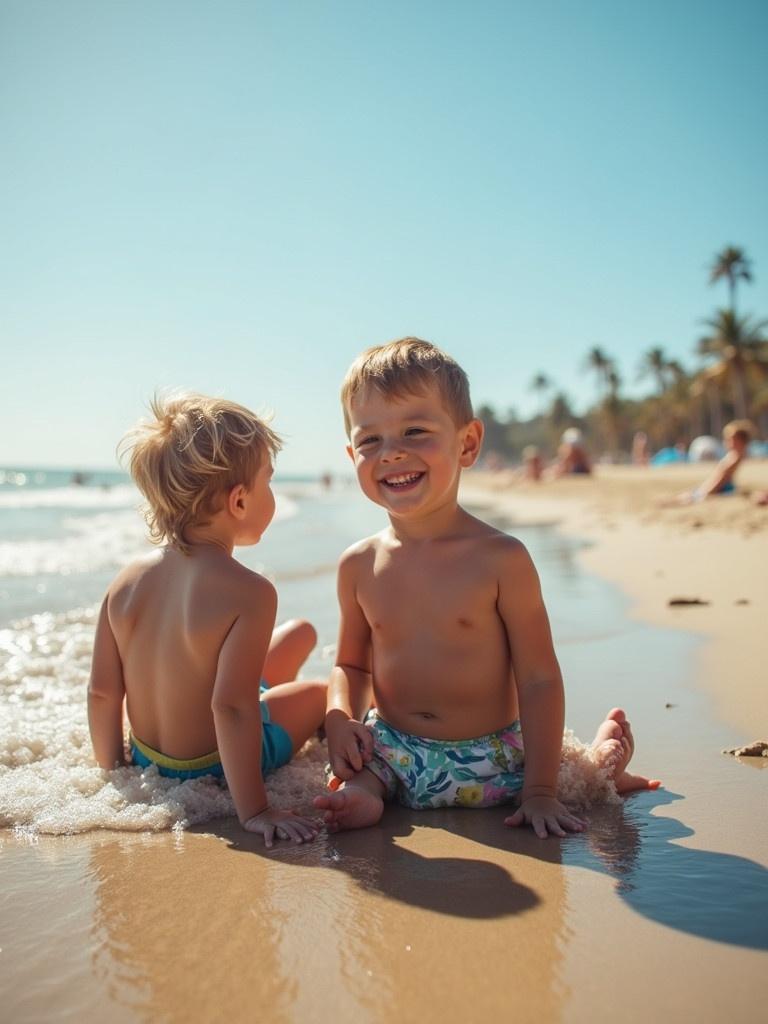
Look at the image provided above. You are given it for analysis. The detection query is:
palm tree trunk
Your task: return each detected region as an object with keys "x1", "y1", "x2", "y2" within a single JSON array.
[
  {"x1": 692, "y1": 395, "x2": 704, "y2": 438},
  {"x1": 732, "y1": 364, "x2": 749, "y2": 419},
  {"x1": 706, "y1": 382, "x2": 723, "y2": 436}
]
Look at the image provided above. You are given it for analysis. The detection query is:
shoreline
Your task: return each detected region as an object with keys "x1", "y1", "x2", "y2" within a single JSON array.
[
  {"x1": 3, "y1": 465, "x2": 767, "y2": 1020},
  {"x1": 461, "y1": 463, "x2": 768, "y2": 741}
]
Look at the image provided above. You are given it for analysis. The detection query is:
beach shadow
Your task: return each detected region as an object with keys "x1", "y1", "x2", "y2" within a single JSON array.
[
  {"x1": 205, "y1": 809, "x2": 543, "y2": 921},
  {"x1": 558, "y1": 789, "x2": 768, "y2": 950},
  {"x1": 201, "y1": 787, "x2": 768, "y2": 948}
]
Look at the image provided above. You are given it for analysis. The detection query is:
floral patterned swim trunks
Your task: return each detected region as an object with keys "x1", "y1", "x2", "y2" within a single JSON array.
[{"x1": 362, "y1": 709, "x2": 526, "y2": 810}]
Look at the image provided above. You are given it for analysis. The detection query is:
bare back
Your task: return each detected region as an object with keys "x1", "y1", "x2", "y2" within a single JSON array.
[
  {"x1": 108, "y1": 546, "x2": 268, "y2": 758},
  {"x1": 346, "y1": 513, "x2": 535, "y2": 740}
]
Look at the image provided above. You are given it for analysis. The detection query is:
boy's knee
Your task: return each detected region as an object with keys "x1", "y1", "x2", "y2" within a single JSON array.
[
  {"x1": 309, "y1": 680, "x2": 328, "y2": 703},
  {"x1": 288, "y1": 618, "x2": 318, "y2": 650}
]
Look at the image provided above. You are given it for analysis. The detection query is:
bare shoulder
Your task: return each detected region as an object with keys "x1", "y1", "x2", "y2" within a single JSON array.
[
  {"x1": 463, "y1": 513, "x2": 530, "y2": 558},
  {"x1": 106, "y1": 550, "x2": 164, "y2": 601},
  {"x1": 472, "y1": 525, "x2": 536, "y2": 579},
  {"x1": 213, "y1": 557, "x2": 277, "y2": 610},
  {"x1": 338, "y1": 532, "x2": 383, "y2": 573}
]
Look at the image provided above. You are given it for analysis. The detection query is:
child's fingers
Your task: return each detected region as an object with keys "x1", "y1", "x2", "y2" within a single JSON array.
[
  {"x1": 292, "y1": 817, "x2": 321, "y2": 838},
  {"x1": 278, "y1": 821, "x2": 316, "y2": 843},
  {"x1": 542, "y1": 816, "x2": 567, "y2": 838},
  {"x1": 560, "y1": 812, "x2": 587, "y2": 831},
  {"x1": 504, "y1": 809, "x2": 524, "y2": 827},
  {"x1": 345, "y1": 741, "x2": 363, "y2": 772},
  {"x1": 330, "y1": 756, "x2": 354, "y2": 780},
  {"x1": 356, "y1": 725, "x2": 375, "y2": 760}
]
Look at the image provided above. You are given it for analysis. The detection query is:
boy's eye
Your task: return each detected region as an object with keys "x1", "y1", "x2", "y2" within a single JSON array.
[
  {"x1": 356, "y1": 436, "x2": 378, "y2": 449},
  {"x1": 405, "y1": 427, "x2": 426, "y2": 436}
]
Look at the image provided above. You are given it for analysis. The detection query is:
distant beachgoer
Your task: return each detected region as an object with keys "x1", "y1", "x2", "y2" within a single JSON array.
[
  {"x1": 520, "y1": 444, "x2": 545, "y2": 481},
  {"x1": 661, "y1": 420, "x2": 754, "y2": 506},
  {"x1": 88, "y1": 393, "x2": 326, "y2": 846},
  {"x1": 314, "y1": 338, "x2": 658, "y2": 839},
  {"x1": 688, "y1": 435, "x2": 722, "y2": 463},
  {"x1": 631, "y1": 431, "x2": 650, "y2": 466},
  {"x1": 552, "y1": 427, "x2": 592, "y2": 477}
]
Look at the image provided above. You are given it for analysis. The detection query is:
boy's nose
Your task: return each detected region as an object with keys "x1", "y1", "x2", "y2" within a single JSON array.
[{"x1": 380, "y1": 441, "x2": 406, "y2": 462}]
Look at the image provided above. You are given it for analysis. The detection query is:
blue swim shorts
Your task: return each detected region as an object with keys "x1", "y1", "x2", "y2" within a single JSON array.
[{"x1": 129, "y1": 684, "x2": 293, "y2": 780}]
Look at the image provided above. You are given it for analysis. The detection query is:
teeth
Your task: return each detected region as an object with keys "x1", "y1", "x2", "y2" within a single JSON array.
[{"x1": 383, "y1": 472, "x2": 421, "y2": 486}]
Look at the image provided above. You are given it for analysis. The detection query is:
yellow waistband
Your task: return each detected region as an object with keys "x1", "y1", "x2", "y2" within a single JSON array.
[{"x1": 129, "y1": 732, "x2": 221, "y2": 771}]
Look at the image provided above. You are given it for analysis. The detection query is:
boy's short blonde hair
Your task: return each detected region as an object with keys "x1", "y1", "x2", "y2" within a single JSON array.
[
  {"x1": 120, "y1": 392, "x2": 281, "y2": 552},
  {"x1": 723, "y1": 419, "x2": 754, "y2": 445},
  {"x1": 340, "y1": 337, "x2": 473, "y2": 435}
]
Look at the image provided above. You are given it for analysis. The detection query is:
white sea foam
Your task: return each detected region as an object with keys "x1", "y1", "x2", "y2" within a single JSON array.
[
  {"x1": 0, "y1": 485, "x2": 139, "y2": 510},
  {"x1": 0, "y1": 493, "x2": 300, "y2": 579},
  {"x1": 0, "y1": 512, "x2": 151, "y2": 577},
  {"x1": 0, "y1": 607, "x2": 618, "y2": 836},
  {"x1": 0, "y1": 607, "x2": 328, "y2": 834}
]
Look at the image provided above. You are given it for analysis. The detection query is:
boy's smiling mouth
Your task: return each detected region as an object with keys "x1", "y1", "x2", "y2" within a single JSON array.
[{"x1": 380, "y1": 471, "x2": 425, "y2": 490}]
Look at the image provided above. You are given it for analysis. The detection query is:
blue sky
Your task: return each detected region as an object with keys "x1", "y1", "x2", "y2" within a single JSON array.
[{"x1": 2, "y1": 0, "x2": 767, "y2": 473}]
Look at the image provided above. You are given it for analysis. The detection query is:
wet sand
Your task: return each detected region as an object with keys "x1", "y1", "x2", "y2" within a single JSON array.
[{"x1": 3, "y1": 465, "x2": 768, "y2": 1022}]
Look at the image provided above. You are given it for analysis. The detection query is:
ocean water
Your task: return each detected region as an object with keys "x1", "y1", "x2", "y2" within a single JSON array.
[{"x1": 0, "y1": 467, "x2": 681, "y2": 835}]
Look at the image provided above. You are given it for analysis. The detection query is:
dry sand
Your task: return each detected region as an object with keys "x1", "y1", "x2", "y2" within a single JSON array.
[
  {"x1": 462, "y1": 461, "x2": 768, "y2": 737},
  {"x1": 3, "y1": 463, "x2": 768, "y2": 1023}
]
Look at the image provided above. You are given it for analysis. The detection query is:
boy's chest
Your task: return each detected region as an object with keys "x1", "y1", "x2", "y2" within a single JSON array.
[{"x1": 358, "y1": 551, "x2": 499, "y2": 636}]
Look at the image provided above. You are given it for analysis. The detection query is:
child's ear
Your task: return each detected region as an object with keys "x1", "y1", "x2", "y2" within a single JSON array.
[
  {"x1": 228, "y1": 484, "x2": 248, "y2": 519},
  {"x1": 459, "y1": 419, "x2": 484, "y2": 468},
  {"x1": 346, "y1": 444, "x2": 355, "y2": 462}
]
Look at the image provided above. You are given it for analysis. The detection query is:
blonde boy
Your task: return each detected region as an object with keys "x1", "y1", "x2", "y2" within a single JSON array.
[
  {"x1": 663, "y1": 420, "x2": 755, "y2": 506},
  {"x1": 315, "y1": 339, "x2": 655, "y2": 838},
  {"x1": 692, "y1": 420, "x2": 753, "y2": 500},
  {"x1": 88, "y1": 394, "x2": 326, "y2": 846}
]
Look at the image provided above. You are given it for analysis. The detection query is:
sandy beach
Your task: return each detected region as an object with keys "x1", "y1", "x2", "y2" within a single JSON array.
[
  {"x1": 462, "y1": 462, "x2": 768, "y2": 737},
  {"x1": 2, "y1": 466, "x2": 768, "y2": 1022}
]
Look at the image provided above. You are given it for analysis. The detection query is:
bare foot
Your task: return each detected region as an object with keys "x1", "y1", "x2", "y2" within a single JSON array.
[
  {"x1": 313, "y1": 786, "x2": 384, "y2": 831},
  {"x1": 591, "y1": 708, "x2": 661, "y2": 794}
]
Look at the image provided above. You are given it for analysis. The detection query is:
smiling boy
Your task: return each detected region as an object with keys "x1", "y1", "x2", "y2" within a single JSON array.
[{"x1": 314, "y1": 338, "x2": 656, "y2": 838}]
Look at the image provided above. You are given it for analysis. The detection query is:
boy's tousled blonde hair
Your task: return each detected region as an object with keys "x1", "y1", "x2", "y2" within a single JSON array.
[
  {"x1": 723, "y1": 419, "x2": 754, "y2": 445},
  {"x1": 120, "y1": 392, "x2": 281, "y2": 553},
  {"x1": 340, "y1": 337, "x2": 473, "y2": 435}
]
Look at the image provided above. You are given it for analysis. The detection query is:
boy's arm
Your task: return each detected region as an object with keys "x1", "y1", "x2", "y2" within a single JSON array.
[
  {"x1": 326, "y1": 548, "x2": 374, "y2": 780},
  {"x1": 697, "y1": 451, "x2": 739, "y2": 498},
  {"x1": 212, "y1": 577, "x2": 318, "y2": 845},
  {"x1": 497, "y1": 540, "x2": 585, "y2": 839},
  {"x1": 88, "y1": 595, "x2": 127, "y2": 769}
]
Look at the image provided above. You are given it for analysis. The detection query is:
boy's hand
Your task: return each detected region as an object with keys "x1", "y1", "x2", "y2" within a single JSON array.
[
  {"x1": 242, "y1": 808, "x2": 321, "y2": 848},
  {"x1": 326, "y1": 713, "x2": 374, "y2": 780},
  {"x1": 504, "y1": 795, "x2": 587, "y2": 839}
]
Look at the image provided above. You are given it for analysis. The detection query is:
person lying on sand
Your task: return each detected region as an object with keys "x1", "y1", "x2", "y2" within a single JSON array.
[
  {"x1": 88, "y1": 394, "x2": 327, "y2": 846},
  {"x1": 315, "y1": 339, "x2": 659, "y2": 839},
  {"x1": 661, "y1": 420, "x2": 754, "y2": 506},
  {"x1": 551, "y1": 427, "x2": 592, "y2": 477}
]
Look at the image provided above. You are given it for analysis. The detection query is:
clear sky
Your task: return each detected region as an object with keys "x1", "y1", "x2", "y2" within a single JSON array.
[{"x1": 2, "y1": 0, "x2": 767, "y2": 473}]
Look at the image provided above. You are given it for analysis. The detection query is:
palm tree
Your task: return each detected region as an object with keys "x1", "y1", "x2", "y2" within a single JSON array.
[
  {"x1": 697, "y1": 310, "x2": 768, "y2": 418},
  {"x1": 529, "y1": 372, "x2": 552, "y2": 414},
  {"x1": 709, "y1": 246, "x2": 752, "y2": 315},
  {"x1": 601, "y1": 368, "x2": 623, "y2": 453},
  {"x1": 637, "y1": 346, "x2": 669, "y2": 396},
  {"x1": 476, "y1": 403, "x2": 508, "y2": 459},
  {"x1": 583, "y1": 346, "x2": 613, "y2": 397},
  {"x1": 690, "y1": 365, "x2": 726, "y2": 437},
  {"x1": 547, "y1": 392, "x2": 577, "y2": 448}
]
